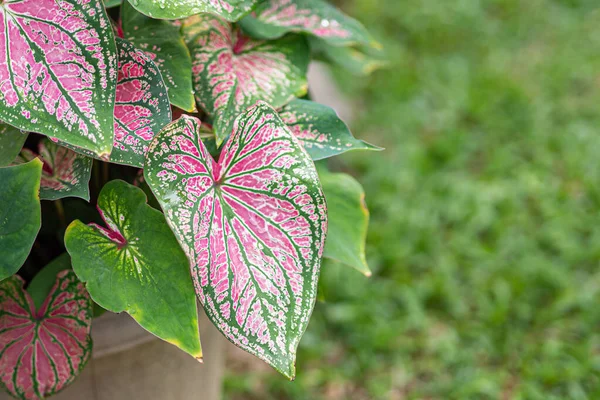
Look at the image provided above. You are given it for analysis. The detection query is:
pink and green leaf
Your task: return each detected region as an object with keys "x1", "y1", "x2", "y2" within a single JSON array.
[
  {"x1": 279, "y1": 99, "x2": 381, "y2": 160},
  {"x1": 64, "y1": 180, "x2": 202, "y2": 360},
  {"x1": 144, "y1": 102, "x2": 328, "y2": 379},
  {"x1": 240, "y1": 0, "x2": 376, "y2": 47},
  {"x1": 0, "y1": 123, "x2": 27, "y2": 167},
  {"x1": 121, "y1": 2, "x2": 196, "y2": 112},
  {"x1": 16, "y1": 138, "x2": 92, "y2": 201},
  {"x1": 0, "y1": 271, "x2": 93, "y2": 400},
  {"x1": 0, "y1": 0, "x2": 118, "y2": 158},
  {"x1": 184, "y1": 15, "x2": 309, "y2": 144},
  {"x1": 111, "y1": 38, "x2": 172, "y2": 167},
  {"x1": 127, "y1": 0, "x2": 260, "y2": 21},
  {"x1": 0, "y1": 159, "x2": 42, "y2": 282},
  {"x1": 319, "y1": 169, "x2": 371, "y2": 276}
]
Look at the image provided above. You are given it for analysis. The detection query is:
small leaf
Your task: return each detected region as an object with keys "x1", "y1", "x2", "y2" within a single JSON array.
[
  {"x1": 121, "y1": 2, "x2": 196, "y2": 112},
  {"x1": 0, "y1": 123, "x2": 27, "y2": 167},
  {"x1": 65, "y1": 180, "x2": 202, "y2": 359},
  {"x1": 0, "y1": 0, "x2": 118, "y2": 158},
  {"x1": 0, "y1": 159, "x2": 42, "y2": 281},
  {"x1": 26, "y1": 254, "x2": 72, "y2": 310},
  {"x1": 184, "y1": 14, "x2": 309, "y2": 143},
  {"x1": 145, "y1": 102, "x2": 328, "y2": 379},
  {"x1": 0, "y1": 271, "x2": 93, "y2": 400},
  {"x1": 240, "y1": 0, "x2": 376, "y2": 47},
  {"x1": 16, "y1": 139, "x2": 93, "y2": 201},
  {"x1": 128, "y1": 0, "x2": 260, "y2": 21},
  {"x1": 320, "y1": 169, "x2": 371, "y2": 276},
  {"x1": 104, "y1": 0, "x2": 122, "y2": 7},
  {"x1": 279, "y1": 99, "x2": 381, "y2": 160}
]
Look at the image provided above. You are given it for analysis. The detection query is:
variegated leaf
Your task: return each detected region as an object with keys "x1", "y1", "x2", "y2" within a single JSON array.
[
  {"x1": 184, "y1": 14, "x2": 309, "y2": 144},
  {"x1": 145, "y1": 102, "x2": 327, "y2": 379},
  {"x1": 0, "y1": 0, "x2": 118, "y2": 158},
  {"x1": 0, "y1": 159, "x2": 42, "y2": 282},
  {"x1": 128, "y1": 0, "x2": 259, "y2": 21},
  {"x1": 240, "y1": 0, "x2": 375, "y2": 47},
  {"x1": 112, "y1": 38, "x2": 172, "y2": 167},
  {"x1": 17, "y1": 138, "x2": 92, "y2": 201},
  {"x1": 0, "y1": 271, "x2": 92, "y2": 400},
  {"x1": 121, "y1": 2, "x2": 196, "y2": 112},
  {"x1": 279, "y1": 99, "x2": 380, "y2": 160},
  {"x1": 0, "y1": 123, "x2": 27, "y2": 167},
  {"x1": 65, "y1": 180, "x2": 202, "y2": 360}
]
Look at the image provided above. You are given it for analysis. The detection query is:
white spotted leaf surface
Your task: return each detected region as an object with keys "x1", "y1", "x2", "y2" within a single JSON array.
[
  {"x1": 121, "y1": 2, "x2": 196, "y2": 112},
  {"x1": 240, "y1": 0, "x2": 375, "y2": 47},
  {"x1": 0, "y1": 0, "x2": 118, "y2": 158},
  {"x1": 16, "y1": 138, "x2": 93, "y2": 201},
  {"x1": 144, "y1": 102, "x2": 328, "y2": 378},
  {"x1": 64, "y1": 180, "x2": 202, "y2": 360},
  {"x1": 184, "y1": 14, "x2": 309, "y2": 144},
  {"x1": 128, "y1": 0, "x2": 260, "y2": 21}
]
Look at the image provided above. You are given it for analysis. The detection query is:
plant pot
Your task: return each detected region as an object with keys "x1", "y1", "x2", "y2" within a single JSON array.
[{"x1": 0, "y1": 309, "x2": 225, "y2": 400}]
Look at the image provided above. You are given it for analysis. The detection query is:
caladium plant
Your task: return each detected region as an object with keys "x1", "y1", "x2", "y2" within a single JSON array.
[{"x1": 0, "y1": 0, "x2": 382, "y2": 397}]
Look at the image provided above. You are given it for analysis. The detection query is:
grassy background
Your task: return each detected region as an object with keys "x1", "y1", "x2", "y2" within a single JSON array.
[{"x1": 224, "y1": 1, "x2": 600, "y2": 398}]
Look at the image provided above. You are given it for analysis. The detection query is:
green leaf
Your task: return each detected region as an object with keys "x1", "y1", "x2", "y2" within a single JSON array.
[
  {"x1": 26, "y1": 253, "x2": 72, "y2": 309},
  {"x1": 310, "y1": 37, "x2": 388, "y2": 76},
  {"x1": 279, "y1": 99, "x2": 381, "y2": 160},
  {"x1": 16, "y1": 138, "x2": 93, "y2": 201},
  {"x1": 128, "y1": 0, "x2": 260, "y2": 21},
  {"x1": 0, "y1": 0, "x2": 118, "y2": 158},
  {"x1": 104, "y1": 0, "x2": 122, "y2": 7},
  {"x1": 320, "y1": 169, "x2": 371, "y2": 276},
  {"x1": 184, "y1": 14, "x2": 309, "y2": 144},
  {"x1": 65, "y1": 180, "x2": 202, "y2": 359},
  {"x1": 240, "y1": 0, "x2": 376, "y2": 47},
  {"x1": 121, "y1": 2, "x2": 196, "y2": 112},
  {"x1": 0, "y1": 123, "x2": 27, "y2": 167},
  {"x1": 0, "y1": 159, "x2": 42, "y2": 281}
]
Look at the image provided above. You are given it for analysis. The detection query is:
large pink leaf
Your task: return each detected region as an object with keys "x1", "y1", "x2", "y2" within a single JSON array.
[
  {"x1": 183, "y1": 14, "x2": 309, "y2": 143},
  {"x1": 0, "y1": 0, "x2": 118, "y2": 158},
  {"x1": 0, "y1": 271, "x2": 93, "y2": 400},
  {"x1": 145, "y1": 101, "x2": 327, "y2": 378}
]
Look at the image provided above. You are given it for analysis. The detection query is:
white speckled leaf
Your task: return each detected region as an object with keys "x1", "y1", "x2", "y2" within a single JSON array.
[
  {"x1": 240, "y1": 0, "x2": 375, "y2": 47},
  {"x1": 16, "y1": 138, "x2": 92, "y2": 201},
  {"x1": 121, "y1": 2, "x2": 196, "y2": 112},
  {"x1": 0, "y1": 0, "x2": 118, "y2": 158},
  {"x1": 183, "y1": 14, "x2": 309, "y2": 144},
  {"x1": 128, "y1": 0, "x2": 259, "y2": 21},
  {"x1": 144, "y1": 102, "x2": 327, "y2": 379}
]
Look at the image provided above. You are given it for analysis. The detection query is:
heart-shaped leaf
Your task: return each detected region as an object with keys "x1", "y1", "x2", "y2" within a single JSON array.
[
  {"x1": 16, "y1": 138, "x2": 93, "y2": 201},
  {"x1": 26, "y1": 254, "x2": 72, "y2": 310},
  {"x1": 65, "y1": 180, "x2": 202, "y2": 360},
  {"x1": 0, "y1": 271, "x2": 93, "y2": 400},
  {"x1": 319, "y1": 169, "x2": 371, "y2": 276},
  {"x1": 279, "y1": 99, "x2": 380, "y2": 160},
  {"x1": 0, "y1": 0, "x2": 118, "y2": 158},
  {"x1": 104, "y1": 0, "x2": 122, "y2": 7},
  {"x1": 240, "y1": 0, "x2": 375, "y2": 47},
  {"x1": 0, "y1": 159, "x2": 42, "y2": 281},
  {"x1": 128, "y1": 0, "x2": 260, "y2": 21},
  {"x1": 184, "y1": 15, "x2": 309, "y2": 143},
  {"x1": 145, "y1": 101, "x2": 328, "y2": 378},
  {"x1": 121, "y1": 2, "x2": 196, "y2": 112},
  {"x1": 0, "y1": 123, "x2": 27, "y2": 167}
]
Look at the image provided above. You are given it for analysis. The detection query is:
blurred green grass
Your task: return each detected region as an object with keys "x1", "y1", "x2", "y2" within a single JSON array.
[{"x1": 224, "y1": 1, "x2": 600, "y2": 398}]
